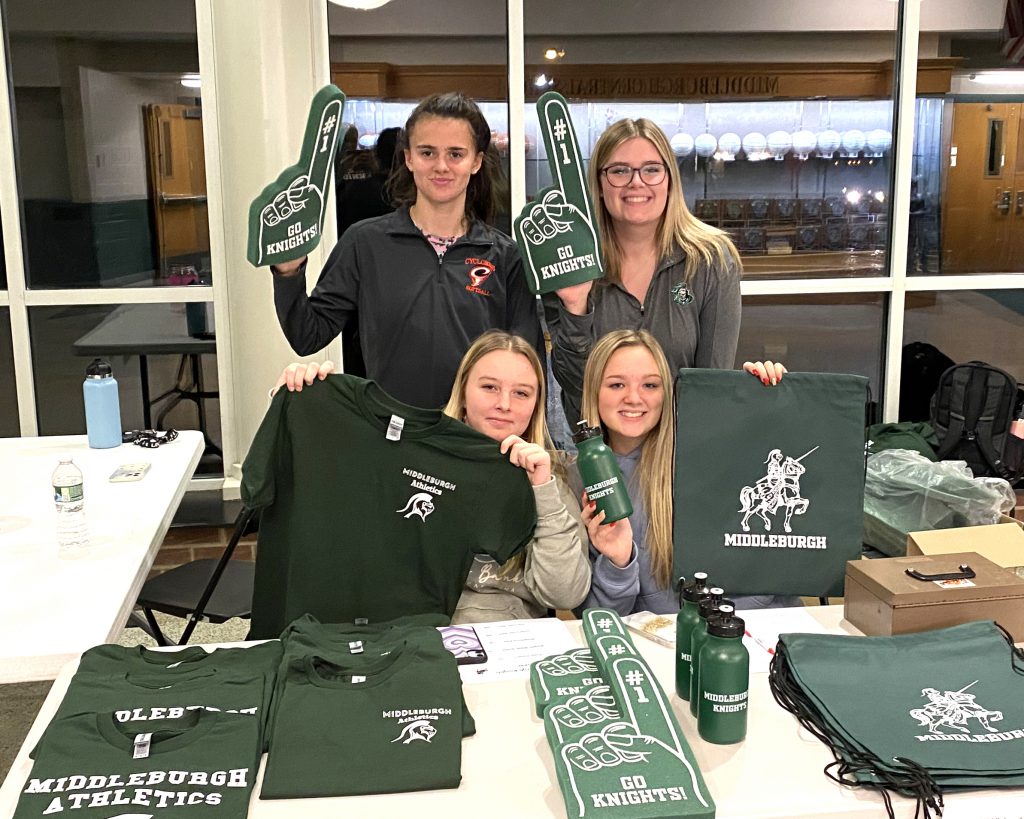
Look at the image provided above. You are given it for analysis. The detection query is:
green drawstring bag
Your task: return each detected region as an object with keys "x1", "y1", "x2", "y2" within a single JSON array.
[
  {"x1": 770, "y1": 621, "x2": 1024, "y2": 818},
  {"x1": 674, "y1": 370, "x2": 868, "y2": 597}
]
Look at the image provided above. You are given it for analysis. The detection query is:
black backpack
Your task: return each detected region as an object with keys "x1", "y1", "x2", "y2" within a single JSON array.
[{"x1": 930, "y1": 361, "x2": 1024, "y2": 483}]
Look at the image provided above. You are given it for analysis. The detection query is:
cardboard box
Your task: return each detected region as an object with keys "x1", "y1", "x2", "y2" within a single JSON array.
[
  {"x1": 906, "y1": 522, "x2": 1024, "y2": 569},
  {"x1": 844, "y1": 552, "x2": 1024, "y2": 640}
]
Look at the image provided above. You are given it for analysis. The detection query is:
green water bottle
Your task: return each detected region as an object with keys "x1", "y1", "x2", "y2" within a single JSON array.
[
  {"x1": 688, "y1": 587, "x2": 725, "y2": 717},
  {"x1": 697, "y1": 604, "x2": 749, "y2": 745},
  {"x1": 674, "y1": 571, "x2": 710, "y2": 700},
  {"x1": 572, "y1": 421, "x2": 633, "y2": 524}
]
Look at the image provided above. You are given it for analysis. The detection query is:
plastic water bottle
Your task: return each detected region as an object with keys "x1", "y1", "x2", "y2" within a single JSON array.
[
  {"x1": 674, "y1": 571, "x2": 710, "y2": 700},
  {"x1": 697, "y1": 604, "x2": 750, "y2": 745},
  {"x1": 53, "y1": 459, "x2": 88, "y2": 557},
  {"x1": 572, "y1": 420, "x2": 633, "y2": 523},
  {"x1": 83, "y1": 358, "x2": 122, "y2": 449}
]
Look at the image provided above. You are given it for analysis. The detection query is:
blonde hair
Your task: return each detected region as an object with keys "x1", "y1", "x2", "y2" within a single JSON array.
[
  {"x1": 444, "y1": 331, "x2": 561, "y2": 579},
  {"x1": 580, "y1": 330, "x2": 675, "y2": 590},
  {"x1": 588, "y1": 118, "x2": 740, "y2": 283},
  {"x1": 444, "y1": 330, "x2": 553, "y2": 452}
]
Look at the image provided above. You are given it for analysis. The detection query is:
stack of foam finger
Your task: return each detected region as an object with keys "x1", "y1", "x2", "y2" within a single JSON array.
[{"x1": 530, "y1": 609, "x2": 715, "y2": 819}]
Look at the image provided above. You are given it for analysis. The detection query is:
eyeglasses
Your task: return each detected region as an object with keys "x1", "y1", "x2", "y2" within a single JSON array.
[{"x1": 600, "y1": 162, "x2": 668, "y2": 187}]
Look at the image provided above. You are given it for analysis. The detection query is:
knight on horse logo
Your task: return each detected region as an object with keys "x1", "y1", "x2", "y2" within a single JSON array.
[
  {"x1": 910, "y1": 681, "x2": 1003, "y2": 735},
  {"x1": 396, "y1": 492, "x2": 435, "y2": 522},
  {"x1": 738, "y1": 446, "x2": 817, "y2": 533}
]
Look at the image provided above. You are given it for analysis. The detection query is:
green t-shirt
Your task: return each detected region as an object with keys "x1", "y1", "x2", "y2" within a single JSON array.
[
  {"x1": 261, "y1": 641, "x2": 464, "y2": 798},
  {"x1": 15, "y1": 710, "x2": 259, "y2": 818},
  {"x1": 241, "y1": 375, "x2": 537, "y2": 638},
  {"x1": 37, "y1": 667, "x2": 271, "y2": 758},
  {"x1": 273, "y1": 614, "x2": 475, "y2": 737}
]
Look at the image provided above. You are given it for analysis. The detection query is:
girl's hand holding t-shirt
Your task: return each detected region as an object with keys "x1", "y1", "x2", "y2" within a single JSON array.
[{"x1": 500, "y1": 435, "x2": 552, "y2": 487}]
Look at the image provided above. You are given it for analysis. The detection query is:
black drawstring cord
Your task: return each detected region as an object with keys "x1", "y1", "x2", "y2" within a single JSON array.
[
  {"x1": 992, "y1": 621, "x2": 1024, "y2": 675},
  {"x1": 769, "y1": 643, "x2": 945, "y2": 819}
]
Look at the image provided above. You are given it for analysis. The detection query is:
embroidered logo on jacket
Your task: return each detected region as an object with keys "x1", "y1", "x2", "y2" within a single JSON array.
[
  {"x1": 396, "y1": 492, "x2": 435, "y2": 522},
  {"x1": 465, "y1": 257, "x2": 495, "y2": 296},
  {"x1": 670, "y1": 281, "x2": 693, "y2": 305}
]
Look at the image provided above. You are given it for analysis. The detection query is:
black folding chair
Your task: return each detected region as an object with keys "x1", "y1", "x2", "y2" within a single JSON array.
[{"x1": 135, "y1": 506, "x2": 259, "y2": 646}]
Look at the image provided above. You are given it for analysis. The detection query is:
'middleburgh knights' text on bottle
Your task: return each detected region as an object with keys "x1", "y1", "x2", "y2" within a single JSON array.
[
  {"x1": 572, "y1": 420, "x2": 633, "y2": 524},
  {"x1": 697, "y1": 604, "x2": 749, "y2": 745}
]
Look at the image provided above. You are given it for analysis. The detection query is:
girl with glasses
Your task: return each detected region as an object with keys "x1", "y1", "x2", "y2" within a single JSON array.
[{"x1": 543, "y1": 118, "x2": 784, "y2": 425}]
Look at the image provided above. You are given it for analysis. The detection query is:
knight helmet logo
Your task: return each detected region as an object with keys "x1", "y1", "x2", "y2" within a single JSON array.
[
  {"x1": 391, "y1": 718, "x2": 438, "y2": 744},
  {"x1": 396, "y1": 492, "x2": 435, "y2": 521},
  {"x1": 910, "y1": 681, "x2": 1003, "y2": 735},
  {"x1": 738, "y1": 446, "x2": 817, "y2": 533}
]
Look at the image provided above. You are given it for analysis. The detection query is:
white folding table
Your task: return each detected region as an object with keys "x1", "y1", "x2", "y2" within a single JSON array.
[
  {"x1": 2, "y1": 605, "x2": 1022, "y2": 818},
  {"x1": 0, "y1": 431, "x2": 203, "y2": 683}
]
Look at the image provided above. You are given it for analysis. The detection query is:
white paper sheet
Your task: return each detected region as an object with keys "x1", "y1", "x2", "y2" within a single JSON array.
[{"x1": 458, "y1": 618, "x2": 580, "y2": 682}]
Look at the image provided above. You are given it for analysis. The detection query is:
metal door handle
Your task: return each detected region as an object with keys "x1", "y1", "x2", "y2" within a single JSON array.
[
  {"x1": 995, "y1": 190, "x2": 1011, "y2": 214},
  {"x1": 1016, "y1": 191, "x2": 1024, "y2": 216}
]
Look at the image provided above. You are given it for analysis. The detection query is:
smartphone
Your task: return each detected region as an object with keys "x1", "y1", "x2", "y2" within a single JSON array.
[
  {"x1": 438, "y1": 625, "x2": 488, "y2": 665},
  {"x1": 109, "y1": 463, "x2": 152, "y2": 482}
]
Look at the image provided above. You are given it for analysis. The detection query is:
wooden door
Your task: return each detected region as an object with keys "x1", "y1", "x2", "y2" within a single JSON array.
[
  {"x1": 143, "y1": 104, "x2": 209, "y2": 271},
  {"x1": 941, "y1": 102, "x2": 1022, "y2": 273}
]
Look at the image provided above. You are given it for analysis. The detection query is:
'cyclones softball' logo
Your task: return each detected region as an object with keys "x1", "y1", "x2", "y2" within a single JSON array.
[{"x1": 465, "y1": 257, "x2": 494, "y2": 296}]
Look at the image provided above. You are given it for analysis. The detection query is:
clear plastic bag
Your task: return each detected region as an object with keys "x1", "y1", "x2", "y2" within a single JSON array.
[{"x1": 863, "y1": 449, "x2": 1016, "y2": 556}]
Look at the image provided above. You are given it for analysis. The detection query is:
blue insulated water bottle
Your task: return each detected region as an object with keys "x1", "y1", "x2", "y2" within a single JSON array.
[{"x1": 83, "y1": 358, "x2": 122, "y2": 449}]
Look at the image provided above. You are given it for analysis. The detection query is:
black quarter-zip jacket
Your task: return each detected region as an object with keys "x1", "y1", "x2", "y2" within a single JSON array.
[{"x1": 274, "y1": 206, "x2": 543, "y2": 409}]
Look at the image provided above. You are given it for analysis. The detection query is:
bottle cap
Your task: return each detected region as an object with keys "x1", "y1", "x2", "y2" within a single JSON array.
[
  {"x1": 682, "y1": 572, "x2": 711, "y2": 602},
  {"x1": 708, "y1": 608, "x2": 746, "y2": 639},
  {"x1": 571, "y1": 420, "x2": 602, "y2": 444},
  {"x1": 698, "y1": 588, "x2": 725, "y2": 619},
  {"x1": 86, "y1": 358, "x2": 113, "y2": 379}
]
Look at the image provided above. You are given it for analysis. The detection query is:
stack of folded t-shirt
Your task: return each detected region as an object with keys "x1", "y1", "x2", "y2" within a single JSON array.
[
  {"x1": 14, "y1": 641, "x2": 281, "y2": 819},
  {"x1": 260, "y1": 613, "x2": 471, "y2": 799}
]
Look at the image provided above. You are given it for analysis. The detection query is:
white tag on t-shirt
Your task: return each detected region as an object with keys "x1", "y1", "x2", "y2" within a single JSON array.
[
  {"x1": 348, "y1": 640, "x2": 364, "y2": 654},
  {"x1": 386, "y1": 415, "x2": 405, "y2": 441},
  {"x1": 133, "y1": 733, "x2": 153, "y2": 759},
  {"x1": 351, "y1": 675, "x2": 366, "y2": 684}
]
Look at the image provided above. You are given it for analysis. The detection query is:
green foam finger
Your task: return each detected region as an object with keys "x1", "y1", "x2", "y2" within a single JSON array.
[
  {"x1": 303, "y1": 93, "x2": 346, "y2": 204},
  {"x1": 246, "y1": 84, "x2": 346, "y2": 268},
  {"x1": 537, "y1": 92, "x2": 591, "y2": 221}
]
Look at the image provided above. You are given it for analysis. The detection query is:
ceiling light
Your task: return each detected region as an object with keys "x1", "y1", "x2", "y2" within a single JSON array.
[
  {"x1": 180, "y1": 74, "x2": 201, "y2": 89},
  {"x1": 968, "y1": 71, "x2": 1024, "y2": 85},
  {"x1": 533, "y1": 73, "x2": 554, "y2": 89},
  {"x1": 327, "y1": 0, "x2": 394, "y2": 9},
  {"x1": 544, "y1": 48, "x2": 565, "y2": 61}
]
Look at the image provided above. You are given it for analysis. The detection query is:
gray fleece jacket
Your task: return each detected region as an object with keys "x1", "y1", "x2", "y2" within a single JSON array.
[{"x1": 542, "y1": 245, "x2": 741, "y2": 423}]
